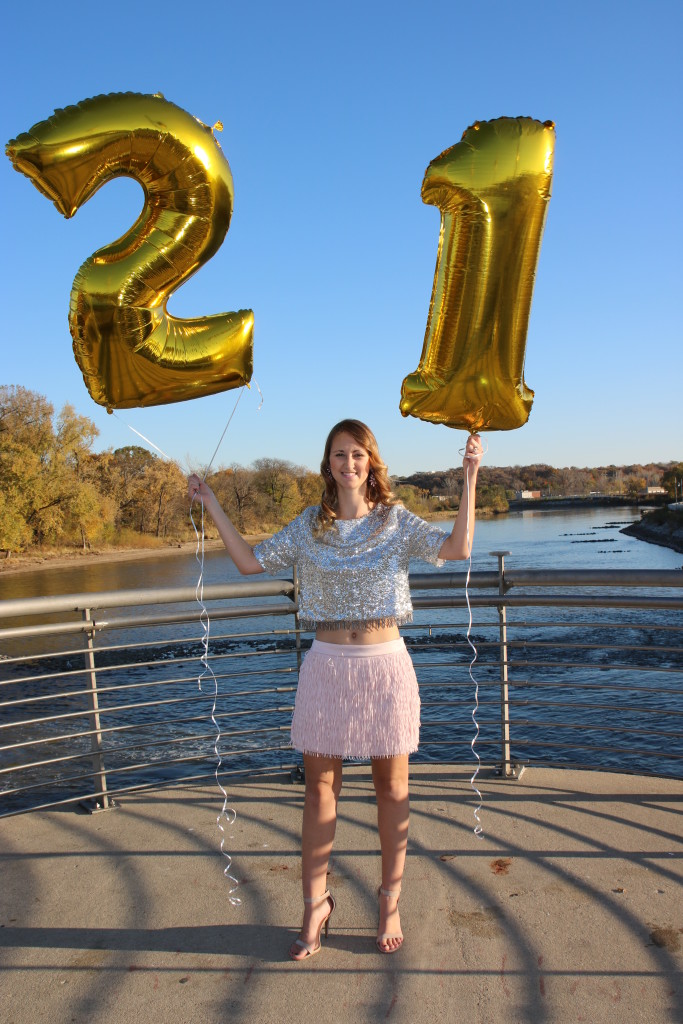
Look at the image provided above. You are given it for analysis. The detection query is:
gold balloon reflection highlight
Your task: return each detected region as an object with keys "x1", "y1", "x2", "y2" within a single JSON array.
[
  {"x1": 6, "y1": 92, "x2": 253, "y2": 410},
  {"x1": 400, "y1": 116, "x2": 555, "y2": 433}
]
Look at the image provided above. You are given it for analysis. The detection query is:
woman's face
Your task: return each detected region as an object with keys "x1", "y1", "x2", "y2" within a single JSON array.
[{"x1": 328, "y1": 432, "x2": 371, "y2": 493}]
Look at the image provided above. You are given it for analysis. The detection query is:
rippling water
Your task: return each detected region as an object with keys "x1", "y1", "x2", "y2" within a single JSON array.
[
  {"x1": 2, "y1": 507, "x2": 681, "y2": 603},
  {"x1": 1, "y1": 506, "x2": 681, "y2": 809}
]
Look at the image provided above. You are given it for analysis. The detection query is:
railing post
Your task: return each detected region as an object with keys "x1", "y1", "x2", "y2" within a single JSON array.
[
  {"x1": 490, "y1": 551, "x2": 515, "y2": 778},
  {"x1": 292, "y1": 563, "x2": 302, "y2": 675},
  {"x1": 291, "y1": 564, "x2": 306, "y2": 783},
  {"x1": 82, "y1": 608, "x2": 113, "y2": 811}
]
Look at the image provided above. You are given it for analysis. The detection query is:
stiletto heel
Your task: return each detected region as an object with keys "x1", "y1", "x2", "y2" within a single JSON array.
[
  {"x1": 289, "y1": 890, "x2": 335, "y2": 960},
  {"x1": 377, "y1": 885, "x2": 403, "y2": 953}
]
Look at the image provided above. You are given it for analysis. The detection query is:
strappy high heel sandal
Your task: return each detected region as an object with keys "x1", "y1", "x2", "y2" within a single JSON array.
[
  {"x1": 289, "y1": 889, "x2": 336, "y2": 960},
  {"x1": 377, "y1": 886, "x2": 403, "y2": 953}
]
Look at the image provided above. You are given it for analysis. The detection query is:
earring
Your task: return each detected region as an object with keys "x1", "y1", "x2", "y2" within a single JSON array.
[
  {"x1": 368, "y1": 470, "x2": 376, "y2": 489},
  {"x1": 325, "y1": 466, "x2": 333, "y2": 479}
]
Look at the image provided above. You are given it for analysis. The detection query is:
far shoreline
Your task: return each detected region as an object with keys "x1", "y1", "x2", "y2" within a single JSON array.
[
  {"x1": 0, "y1": 509, "x2": 497, "y2": 576},
  {"x1": 2, "y1": 502, "x2": 680, "y2": 577}
]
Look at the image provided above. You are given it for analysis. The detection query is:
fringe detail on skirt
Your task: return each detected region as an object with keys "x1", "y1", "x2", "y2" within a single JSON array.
[
  {"x1": 291, "y1": 639, "x2": 420, "y2": 758},
  {"x1": 297, "y1": 614, "x2": 413, "y2": 632}
]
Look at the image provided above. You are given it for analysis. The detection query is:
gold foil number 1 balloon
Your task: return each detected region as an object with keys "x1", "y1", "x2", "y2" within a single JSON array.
[
  {"x1": 400, "y1": 116, "x2": 555, "y2": 433},
  {"x1": 5, "y1": 92, "x2": 254, "y2": 410}
]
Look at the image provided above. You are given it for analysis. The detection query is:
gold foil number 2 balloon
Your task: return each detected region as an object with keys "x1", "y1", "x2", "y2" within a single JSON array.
[
  {"x1": 400, "y1": 117, "x2": 555, "y2": 433},
  {"x1": 5, "y1": 92, "x2": 254, "y2": 410}
]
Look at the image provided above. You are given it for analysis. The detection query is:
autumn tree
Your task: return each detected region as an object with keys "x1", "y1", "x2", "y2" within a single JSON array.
[
  {"x1": 393, "y1": 484, "x2": 433, "y2": 516},
  {"x1": 624, "y1": 475, "x2": 647, "y2": 498},
  {"x1": 442, "y1": 469, "x2": 461, "y2": 499},
  {"x1": 252, "y1": 458, "x2": 305, "y2": 526},
  {"x1": 475, "y1": 484, "x2": 509, "y2": 512},
  {"x1": 662, "y1": 464, "x2": 683, "y2": 501},
  {"x1": 54, "y1": 405, "x2": 114, "y2": 548},
  {"x1": 142, "y1": 459, "x2": 187, "y2": 538},
  {"x1": 297, "y1": 471, "x2": 324, "y2": 510},
  {"x1": 94, "y1": 446, "x2": 186, "y2": 537},
  {"x1": 98, "y1": 446, "x2": 157, "y2": 532},
  {"x1": 209, "y1": 465, "x2": 259, "y2": 533},
  {"x1": 0, "y1": 386, "x2": 110, "y2": 550},
  {"x1": 0, "y1": 385, "x2": 59, "y2": 548}
]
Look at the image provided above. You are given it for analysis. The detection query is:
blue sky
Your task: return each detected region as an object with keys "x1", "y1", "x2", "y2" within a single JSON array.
[{"x1": 2, "y1": 0, "x2": 681, "y2": 476}]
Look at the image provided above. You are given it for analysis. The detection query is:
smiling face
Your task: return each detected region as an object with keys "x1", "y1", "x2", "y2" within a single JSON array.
[{"x1": 328, "y1": 431, "x2": 372, "y2": 494}]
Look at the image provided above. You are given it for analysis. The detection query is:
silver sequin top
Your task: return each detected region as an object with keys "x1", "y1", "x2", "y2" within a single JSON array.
[{"x1": 252, "y1": 504, "x2": 446, "y2": 630}]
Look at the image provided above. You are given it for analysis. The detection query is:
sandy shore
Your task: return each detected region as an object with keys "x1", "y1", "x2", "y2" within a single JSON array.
[
  {"x1": 0, "y1": 512, "x2": 465, "y2": 576},
  {"x1": 0, "y1": 536, "x2": 270, "y2": 576},
  {"x1": 4, "y1": 508, "x2": 681, "y2": 576}
]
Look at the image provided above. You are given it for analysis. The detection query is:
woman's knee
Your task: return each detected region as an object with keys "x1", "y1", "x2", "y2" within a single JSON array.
[
  {"x1": 303, "y1": 757, "x2": 343, "y2": 808},
  {"x1": 376, "y1": 779, "x2": 409, "y2": 807},
  {"x1": 305, "y1": 774, "x2": 338, "y2": 807},
  {"x1": 372, "y1": 762, "x2": 409, "y2": 804}
]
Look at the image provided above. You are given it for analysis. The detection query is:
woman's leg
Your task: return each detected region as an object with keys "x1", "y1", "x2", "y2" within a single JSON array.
[
  {"x1": 371, "y1": 754, "x2": 409, "y2": 951},
  {"x1": 290, "y1": 753, "x2": 343, "y2": 959}
]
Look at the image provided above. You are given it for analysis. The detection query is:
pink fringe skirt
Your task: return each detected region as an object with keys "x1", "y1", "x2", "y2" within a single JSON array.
[{"x1": 291, "y1": 638, "x2": 420, "y2": 758}]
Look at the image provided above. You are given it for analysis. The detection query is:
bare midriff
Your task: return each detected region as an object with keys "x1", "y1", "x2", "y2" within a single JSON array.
[{"x1": 314, "y1": 622, "x2": 400, "y2": 645}]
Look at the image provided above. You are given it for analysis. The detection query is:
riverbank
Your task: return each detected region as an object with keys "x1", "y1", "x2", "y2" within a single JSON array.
[
  {"x1": 0, "y1": 508, "x2": 507, "y2": 575},
  {"x1": 0, "y1": 535, "x2": 270, "y2": 576},
  {"x1": 621, "y1": 508, "x2": 683, "y2": 554},
  {"x1": 3, "y1": 503, "x2": 682, "y2": 577},
  {"x1": 0, "y1": 508, "x2": 481, "y2": 575}
]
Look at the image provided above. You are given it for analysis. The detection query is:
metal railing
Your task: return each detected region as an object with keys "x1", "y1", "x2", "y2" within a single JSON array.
[{"x1": 1, "y1": 558, "x2": 681, "y2": 817}]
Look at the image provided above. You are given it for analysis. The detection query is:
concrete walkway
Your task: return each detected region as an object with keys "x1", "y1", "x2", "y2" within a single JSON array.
[{"x1": 0, "y1": 765, "x2": 681, "y2": 1024}]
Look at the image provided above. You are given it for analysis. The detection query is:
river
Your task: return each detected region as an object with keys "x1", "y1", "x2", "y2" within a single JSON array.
[
  {"x1": 1, "y1": 507, "x2": 682, "y2": 810},
  {"x1": 1, "y1": 506, "x2": 681, "y2": 601}
]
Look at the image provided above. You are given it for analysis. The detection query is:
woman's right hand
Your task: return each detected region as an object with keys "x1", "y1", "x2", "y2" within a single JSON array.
[
  {"x1": 187, "y1": 472, "x2": 264, "y2": 575},
  {"x1": 188, "y1": 473, "x2": 213, "y2": 503}
]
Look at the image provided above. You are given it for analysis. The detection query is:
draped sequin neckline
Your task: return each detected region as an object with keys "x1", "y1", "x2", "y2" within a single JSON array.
[
  {"x1": 325, "y1": 505, "x2": 389, "y2": 546},
  {"x1": 336, "y1": 511, "x2": 372, "y2": 526}
]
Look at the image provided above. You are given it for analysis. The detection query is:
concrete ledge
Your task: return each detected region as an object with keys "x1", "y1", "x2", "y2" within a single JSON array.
[{"x1": 0, "y1": 765, "x2": 681, "y2": 1024}]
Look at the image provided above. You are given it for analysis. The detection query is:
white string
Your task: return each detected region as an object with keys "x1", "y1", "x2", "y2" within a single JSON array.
[
  {"x1": 460, "y1": 438, "x2": 487, "y2": 838},
  {"x1": 188, "y1": 382, "x2": 263, "y2": 903},
  {"x1": 110, "y1": 412, "x2": 189, "y2": 474},
  {"x1": 190, "y1": 493, "x2": 241, "y2": 904},
  {"x1": 251, "y1": 377, "x2": 264, "y2": 412},
  {"x1": 202, "y1": 388, "x2": 245, "y2": 482},
  {"x1": 201, "y1": 379, "x2": 263, "y2": 481},
  {"x1": 114, "y1": 385, "x2": 259, "y2": 903}
]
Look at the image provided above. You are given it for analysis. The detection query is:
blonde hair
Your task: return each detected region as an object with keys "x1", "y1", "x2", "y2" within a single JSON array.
[{"x1": 315, "y1": 419, "x2": 396, "y2": 534}]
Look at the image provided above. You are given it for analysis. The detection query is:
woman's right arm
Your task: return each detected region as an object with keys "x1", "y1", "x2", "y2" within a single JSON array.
[{"x1": 188, "y1": 474, "x2": 264, "y2": 575}]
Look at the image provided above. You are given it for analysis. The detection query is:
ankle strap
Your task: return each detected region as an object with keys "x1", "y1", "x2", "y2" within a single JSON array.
[
  {"x1": 379, "y1": 886, "x2": 401, "y2": 898},
  {"x1": 303, "y1": 889, "x2": 330, "y2": 905}
]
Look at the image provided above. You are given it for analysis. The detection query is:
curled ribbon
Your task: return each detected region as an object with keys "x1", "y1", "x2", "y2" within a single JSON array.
[{"x1": 460, "y1": 444, "x2": 486, "y2": 837}]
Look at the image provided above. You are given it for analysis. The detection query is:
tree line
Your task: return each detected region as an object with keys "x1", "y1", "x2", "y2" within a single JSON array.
[
  {"x1": 0, "y1": 386, "x2": 327, "y2": 553},
  {"x1": 1, "y1": 386, "x2": 680, "y2": 554},
  {"x1": 398, "y1": 460, "x2": 682, "y2": 510}
]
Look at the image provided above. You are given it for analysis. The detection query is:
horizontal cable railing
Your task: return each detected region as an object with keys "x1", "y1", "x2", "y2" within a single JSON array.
[{"x1": 0, "y1": 558, "x2": 681, "y2": 816}]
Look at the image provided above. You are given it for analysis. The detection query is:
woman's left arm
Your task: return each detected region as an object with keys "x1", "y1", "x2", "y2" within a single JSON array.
[{"x1": 438, "y1": 434, "x2": 483, "y2": 561}]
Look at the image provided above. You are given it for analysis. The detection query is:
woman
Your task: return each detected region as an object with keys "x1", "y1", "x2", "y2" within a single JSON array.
[{"x1": 188, "y1": 420, "x2": 482, "y2": 959}]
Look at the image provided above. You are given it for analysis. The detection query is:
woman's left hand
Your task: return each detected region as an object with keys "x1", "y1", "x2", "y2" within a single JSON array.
[{"x1": 462, "y1": 433, "x2": 483, "y2": 469}]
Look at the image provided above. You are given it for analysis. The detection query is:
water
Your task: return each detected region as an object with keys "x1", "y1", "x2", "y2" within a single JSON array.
[
  {"x1": 1, "y1": 506, "x2": 680, "y2": 602},
  {"x1": 1, "y1": 503, "x2": 678, "y2": 639},
  {"x1": 469, "y1": 505, "x2": 682, "y2": 571},
  {"x1": 1, "y1": 507, "x2": 681, "y2": 810}
]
